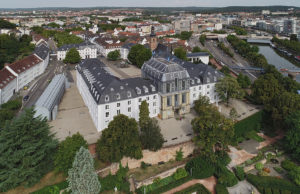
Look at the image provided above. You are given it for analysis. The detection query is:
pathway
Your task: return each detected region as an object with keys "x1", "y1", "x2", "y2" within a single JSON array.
[{"x1": 163, "y1": 176, "x2": 217, "y2": 194}]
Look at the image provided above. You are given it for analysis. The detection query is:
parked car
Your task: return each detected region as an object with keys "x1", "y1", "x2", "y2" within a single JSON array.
[{"x1": 23, "y1": 95, "x2": 29, "y2": 101}]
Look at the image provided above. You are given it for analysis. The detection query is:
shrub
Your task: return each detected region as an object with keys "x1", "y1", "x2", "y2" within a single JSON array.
[
  {"x1": 272, "y1": 188, "x2": 281, "y2": 194},
  {"x1": 255, "y1": 162, "x2": 264, "y2": 171},
  {"x1": 31, "y1": 181, "x2": 68, "y2": 194},
  {"x1": 141, "y1": 161, "x2": 147, "y2": 170},
  {"x1": 234, "y1": 166, "x2": 245, "y2": 181},
  {"x1": 216, "y1": 151, "x2": 231, "y2": 166},
  {"x1": 175, "y1": 148, "x2": 184, "y2": 161},
  {"x1": 148, "y1": 176, "x2": 192, "y2": 194},
  {"x1": 264, "y1": 187, "x2": 272, "y2": 194},
  {"x1": 247, "y1": 174, "x2": 300, "y2": 193},
  {"x1": 281, "y1": 160, "x2": 297, "y2": 171},
  {"x1": 274, "y1": 167, "x2": 284, "y2": 174},
  {"x1": 216, "y1": 167, "x2": 238, "y2": 187},
  {"x1": 185, "y1": 157, "x2": 215, "y2": 179},
  {"x1": 153, "y1": 177, "x2": 161, "y2": 185},
  {"x1": 173, "y1": 168, "x2": 188, "y2": 180},
  {"x1": 215, "y1": 183, "x2": 229, "y2": 194},
  {"x1": 258, "y1": 170, "x2": 269, "y2": 176}
]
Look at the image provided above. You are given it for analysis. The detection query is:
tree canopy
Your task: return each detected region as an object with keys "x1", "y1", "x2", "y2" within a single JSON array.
[
  {"x1": 216, "y1": 76, "x2": 244, "y2": 105},
  {"x1": 174, "y1": 47, "x2": 187, "y2": 61},
  {"x1": 96, "y1": 114, "x2": 143, "y2": 162},
  {"x1": 68, "y1": 147, "x2": 101, "y2": 194},
  {"x1": 192, "y1": 46, "x2": 201, "y2": 53},
  {"x1": 54, "y1": 133, "x2": 88, "y2": 175},
  {"x1": 0, "y1": 108, "x2": 58, "y2": 192},
  {"x1": 192, "y1": 96, "x2": 234, "y2": 161},
  {"x1": 140, "y1": 118, "x2": 164, "y2": 151},
  {"x1": 237, "y1": 74, "x2": 251, "y2": 88},
  {"x1": 0, "y1": 19, "x2": 16, "y2": 29},
  {"x1": 128, "y1": 44, "x2": 152, "y2": 68},
  {"x1": 0, "y1": 34, "x2": 34, "y2": 69},
  {"x1": 64, "y1": 48, "x2": 81, "y2": 64},
  {"x1": 107, "y1": 50, "x2": 121, "y2": 61}
]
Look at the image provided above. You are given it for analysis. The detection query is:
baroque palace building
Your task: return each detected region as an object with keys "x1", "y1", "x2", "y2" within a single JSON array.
[{"x1": 76, "y1": 29, "x2": 223, "y2": 131}]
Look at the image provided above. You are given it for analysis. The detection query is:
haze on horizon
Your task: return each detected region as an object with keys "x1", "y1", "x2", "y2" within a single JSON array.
[{"x1": 1, "y1": 0, "x2": 300, "y2": 9}]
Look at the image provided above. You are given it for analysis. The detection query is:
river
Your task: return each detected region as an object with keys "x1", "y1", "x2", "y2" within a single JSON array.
[{"x1": 257, "y1": 45, "x2": 300, "y2": 83}]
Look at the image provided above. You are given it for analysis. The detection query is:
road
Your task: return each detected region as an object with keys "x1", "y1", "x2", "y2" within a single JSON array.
[
  {"x1": 205, "y1": 39, "x2": 258, "y2": 82},
  {"x1": 22, "y1": 58, "x2": 64, "y2": 109}
]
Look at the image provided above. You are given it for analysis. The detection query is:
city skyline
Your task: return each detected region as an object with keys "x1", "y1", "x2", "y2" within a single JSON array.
[{"x1": 1, "y1": 0, "x2": 300, "y2": 8}]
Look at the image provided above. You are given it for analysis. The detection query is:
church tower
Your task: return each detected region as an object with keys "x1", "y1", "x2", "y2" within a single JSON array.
[{"x1": 150, "y1": 26, "x2": 158, "y2": 51}]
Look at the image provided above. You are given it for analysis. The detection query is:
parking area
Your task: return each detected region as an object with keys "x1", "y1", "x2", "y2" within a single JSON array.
[
  {"x1": 49, "y1": 71, "x2": 100, "y2": 144},
  {"x1": 158, "y1": 111, "x2": 196, "y2": 147},
  {"x1": 218, "y1": 99, "x2": 261, "y2": 121}
]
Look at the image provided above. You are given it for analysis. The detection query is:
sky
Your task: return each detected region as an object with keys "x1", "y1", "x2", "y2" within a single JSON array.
[{"x1": 1, "y1": 0, "x2": 300, "y2": 8}]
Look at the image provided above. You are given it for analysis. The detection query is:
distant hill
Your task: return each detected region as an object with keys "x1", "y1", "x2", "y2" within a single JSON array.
[{"x1": 0, "y1": 6, "x2": 298, "y2": 13}]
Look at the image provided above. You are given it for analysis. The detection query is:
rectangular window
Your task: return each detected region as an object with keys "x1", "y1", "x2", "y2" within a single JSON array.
[
  {"x1": 153, "y1": 102, "x2": 156, "y2": 106},
  {"x1": 207, "y1": 85, "x2": 210, "y2": 89},
  {"x1": 199, "y1": 86, "x2": 202, "y2": 90},
  {"x1": 182, "y1": 93, "x2": 186, "y2": 104},
  {"x1": 105, "y1": 105, "x2": 109, "y2": 109},
  {"x1": 166, "y1": 83, "x2": 171, "y2": 93},
  {"x1": 128, "y1": 101, "x2": 131, "y2": 105},
  {"x1": 153, "y1": 95, "x2": 156, "y2": 99},
  {"x1": 117, "y1": 110, "x2": 120, "y2": 115},
  {"x1": 167, "y1": 96, "x2": 172, "y2": 107},
  {"x1": 106, "y1": 112, "x2": 109, "y2": 117},
  {"x1": 139, "y1": 98, "x2": 142, "y2": 102},
  {"x1": 146, "y1": 97, "x2": 149, "y2": 101},
  {"x1": 182, "y1": 80, "x2": 185, "y2": 89},
  {"x1": 117, "y1": 103, "x2": 120, "y2": 107},
  {"x1": 207, "y1": 92, "x2": 210, "y2": 95},
  {"x1": 128, "y1": 107, "x2": 131, "y2": 112}
]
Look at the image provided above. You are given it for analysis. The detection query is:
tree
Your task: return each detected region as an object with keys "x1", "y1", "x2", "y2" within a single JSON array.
[
  {"x1": 96, "y1": 114, "x2": 143, "y2": 162},
  {"x1": 128, "y1": 44, "x2": 152, "y2": 68},
  {"x1": 67, "y1": 147, "x2": 101, "y2": 194},
  {"x1": 64, "y1": 48, "x2": 81, "y2": 64},
  {"x1": 54, "y1": 133, "x2": 88, "y2": 175},
  {"x1": 237, "y1": 74, "x2": 251, "y2": 88},
  {"x1": 193, "y1": 96, "x2": 211, "y2": 116},
  {"x1": 199, "y1": 34, "x2": 206, "y2": 46},
  {"x1": 174, "y1": 47, "x2": 187, "y2": 61},
  {"x1": 140, "y1": 119, "x2": 164, "y2": 151},
  {"x1": 0, "y1": 108, "x2": 58, "y2": 192},
  {"x1": 192, "y1": 102, "x2": 234, "y2": 161},
  {"x1": 216, "y1": 76, "x2": 244, "y2": 105},
  {"x1": 289, "y1": 166, "x2": 300, "y2": 186},
  {"x1": 139, "y1": 100, "x2": 150, "y2": 128},
  {"x1": 0, "y1": 19, "x2": 16, "y2": 29},
  {"x1": 179, "y1": 31, "x2": 193, "y2": 40},
  {"x1": 192, "y1": 46, "x2": 201, "y2": 53},
  {"x1": 284, "y1": 111, "x2": 300, "y2": 161},
  {"x1": 220, "y1": 66, "x2": 231, "y2": 76},
  {"x1": 107, "y1": 50, "x2": 121, "y2": 61},
  {"x1": 290, "y1": 34, "x2": 299, "y2": 42}
]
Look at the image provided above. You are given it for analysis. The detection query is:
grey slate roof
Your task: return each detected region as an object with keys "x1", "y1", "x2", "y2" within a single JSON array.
[
  {"x1": 34, "y1": 44, "x2": 50, "y2": 60},
  {"x1": 35, "y1": 74, "x2": 66, "y2": 111},
  {"x1": 57, "y1": 41, "x2": 95, "y2": 51},
  {"x1": 142, "y1": 58, "x2": 190, "y2": 82},
  {"x1": 152, "y1": 43, "x2": 223, "y2": 85},
  {"x1": 187, "y1": 52, "x2": 210, "y2": 57},
  {"x1": 77, "y1": 59, "x2": 157, "y2": 105}
]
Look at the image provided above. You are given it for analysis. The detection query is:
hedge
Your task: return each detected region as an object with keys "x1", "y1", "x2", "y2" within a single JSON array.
[
  {"x1": 136, "y1": 176, "x2": 193, "y2": 194},
  {"x1": 281, "y1": 160, "x2": 297, "y2": 172},
  {"x1": 31, "y1": 181, "x2": 68, "y2": 194},
  {"x1": 215, "y1": 166, "x2": 238, "y2": 187},
  {"x1": 233, "y1": 111, "x2": 263, "y2": 142},
  {"x1": 185, "y1": 157, "x2": 215, "y2": 179},
  {"x1": 215, "y1": 183, "x2": 229, "y2": 194},
  {"x1": 247, "y1": 174, "x2": 300, "y2": 193},
  {"x1": 174, "y1": 183, "x2": 210, "y2": 194},
  {"x1": 234, "y1": 166, "x2": 245, "y2": 181}
]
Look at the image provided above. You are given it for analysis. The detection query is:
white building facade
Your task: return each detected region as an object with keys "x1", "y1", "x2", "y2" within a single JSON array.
[{"x1": 57, "y1": 42, "x2": 97, "y2": 61}]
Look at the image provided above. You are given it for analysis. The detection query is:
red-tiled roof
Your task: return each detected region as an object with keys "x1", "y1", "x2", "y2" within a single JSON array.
[
  {"x1": 9, "y1": 54, "x2": 42, "y2": 74},
  {"x1": 0, "y1": 68, "x2": 16, "y2": 89}
]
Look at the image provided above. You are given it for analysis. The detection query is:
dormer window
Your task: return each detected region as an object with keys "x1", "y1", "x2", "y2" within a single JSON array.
[
  {"x1": 105, "y1": 95, "x2": 109, "y2": 102},
  {"x1": 116, "y1": 93, "x2": 120, "y2": 100},
  {"x1": 143, "y1": 86, "x2": 148, "y2": 93},
  {"x1": 127, "y1": 91, "x2": 132, "y2": 98}
]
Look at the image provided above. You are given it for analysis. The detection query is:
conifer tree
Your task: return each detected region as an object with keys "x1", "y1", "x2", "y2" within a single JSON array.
[
  {"x1": 139, "y1": 100, "x2": 150, "y2": 128},
  {"x1": 0, "y1": 108, "x2": 58, "y2": 192},
  {"x1": 68, "y1": 147, "x2": 101, "y2": 194}
]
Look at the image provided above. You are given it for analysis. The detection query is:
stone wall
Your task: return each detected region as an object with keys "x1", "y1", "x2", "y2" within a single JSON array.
[
  {"x1": 120, "y1": 141, "x2": 195, "y2": 169},
  {"x1": 97, "y1": 141, "x2": 195, "y2": 176}
]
